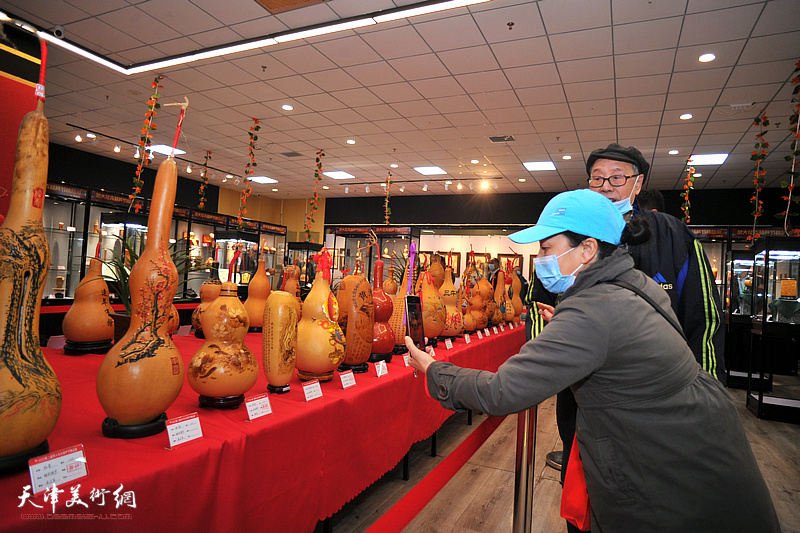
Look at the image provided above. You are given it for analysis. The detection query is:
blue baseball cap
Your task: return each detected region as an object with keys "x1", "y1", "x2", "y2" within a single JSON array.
[{"x1": 509, "y1": 189, "x2": 624, "y2": 245}]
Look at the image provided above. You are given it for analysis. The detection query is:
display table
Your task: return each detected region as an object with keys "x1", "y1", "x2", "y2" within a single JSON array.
[{"x1": 0, "y1": 326, "x2": 525, "y2": 533}]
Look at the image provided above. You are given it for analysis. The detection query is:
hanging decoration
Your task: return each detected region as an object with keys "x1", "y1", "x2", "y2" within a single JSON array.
[
  {"x1": 681, "y1": 160, "x2": 695, "y2": 223},
  {"x1": 199, "y1": 150, "x2": 211, "y2": 210},
  {"x1": 304, "y1": 149, "x2": 325, "y2": 242},
  {"x1": 384, "y1": 171, "x2": 393, "y2": 224},
  {"x1": 238, "y1": 118, "x2": 260, "y2": 230},
  {"x1": 129, "y1": 75, "x2": 164, "y2": 213},
  {"x1": 749, "y1": 113, "x2": 769, "y2": 242},
  {"x1": 779, "y1": 60, "x2": 800, "y2": 236}
]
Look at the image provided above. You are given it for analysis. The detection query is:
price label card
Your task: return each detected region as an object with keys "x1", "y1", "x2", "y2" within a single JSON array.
[
  {"x1": 245, "y1": 393, "x2": 273, "y2": 421},
  {"x1": 484, "y1": 328, "x2": 491, "y2": 337},
  {"x1": 166, "y1": 412, "x2": 203, "y2": 450},
  {"x1": 375, "y1": 360, "x2": 388, "y2": 378},
  {"x1": 445, "y1": 338, "x2": 453, "y2": 349},
  {"x1": 476, "y1": 330, "x2": 483, "y2": 340},
  {"x1": 493, "y1": 326, "x2": 499, "y2": 335},
  {"x1": 430, "y1": 348, "x2": 436, "y2": 357},
  {"x1": 29, "y1": 445, "x2": 88, "y2": 495},
  {"x1": 500, "y1": 324, "x2": 505, "y2": 332},
  {"x1": 509, "y1": 322, "x2": 515, "y2": 329},
  {"x1": 464, "y1": 333, "x2": 471, "y2": 344},
  {"x1": 403, "y1": 354, "x2": 411, "y2": 367},
  {"x1": 302, "y1": 379, "x2": 323, "y2": 402},
  {"x1": 339, "y1": 369, "x2": 357, "y2": 390}
]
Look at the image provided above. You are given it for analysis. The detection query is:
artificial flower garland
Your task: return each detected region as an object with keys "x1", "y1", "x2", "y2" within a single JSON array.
[
  {"x1": 238, "y1": 118, "x2": 260, "y2": 229},
  {"x1": 304, "y1": 149, "x2": 325, "y2": 242},
  {"x1": 129, "y1": 75, "x2": 164, "y2": 213},
  {"x1": 780, "y1": 59, "x2": 800, "y2": 236},
  {"x1": 681, "y1": 160, "x2": 695, "y2": 223},
  {"x1": 749, "y1": 112, "x2": 769, "y2": 242},
  {"x1": 199, "y1": 150, "x2": 211, "y2": 210},
  {"x1": 384, "y1": 171, "x2": 393, "y2": 224}
]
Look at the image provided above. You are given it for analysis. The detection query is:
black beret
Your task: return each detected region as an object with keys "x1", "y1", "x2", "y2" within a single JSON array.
[{"x1": 586, "y1": 143, "x2": 650, "y2": 179}]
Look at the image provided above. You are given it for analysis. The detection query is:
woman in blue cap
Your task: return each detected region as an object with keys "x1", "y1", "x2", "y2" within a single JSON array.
[{"x1": 405, "y1": 190, "x2": 779, "y2": 533}]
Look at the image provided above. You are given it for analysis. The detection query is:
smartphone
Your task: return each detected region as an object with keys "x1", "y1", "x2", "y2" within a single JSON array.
[{"x1": 405, "y1": 295, "x2": 426, "y2": 350}]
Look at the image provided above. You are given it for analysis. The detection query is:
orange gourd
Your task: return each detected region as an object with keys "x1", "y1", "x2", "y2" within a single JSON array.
[
  {"x1": 262, "y1": 290, "x2": 298, "y2": 393},
  {"x1": 418, "y1": 271, "x2": 446, "y2": 338},
  {"x1": 244, "y1": 257, "x2": 271, "y2": 331},
  {"x1": 383, "y1": 266, "x2": 398, "y2": 295},
  {"x1": 336, "y1": 274, "x2": 374, "y2": 371},
  {"x1": 440, "y1": 266, "x2": 464, "y2": 337},
  {"x1": 371, "y1": 258, "x2": 395, "y2": 358},
  {"x1": 388, "y1": 264, "x2": 415, "y2": 345},
  {"x1": 510, "y1": 270, "x2": 524, "y2": 323},
  {"x1": 62, "y1": 257, "x2": 114, "y2": 354},
  {"x1": 166, "y1": 304, "x2": 180, "y2": 335},
  {"x1": 191, "y1": 262, "x2": 221, "y2": 338},
  {"x1": 295, "y1": 272, "x2": 346, "y2": 381}
]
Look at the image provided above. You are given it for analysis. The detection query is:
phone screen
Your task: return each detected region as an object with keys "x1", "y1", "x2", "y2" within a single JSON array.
[{"x1": 405, "y1": 295, "x2": 425, "y2": 350}]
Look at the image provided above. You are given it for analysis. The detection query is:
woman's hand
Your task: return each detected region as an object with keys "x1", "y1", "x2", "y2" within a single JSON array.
[
  {"x1": 536, "y1": 302, "x2": 555, "y2": 322},
  {"x1": 404, "y1": 336, "x2": 436, "y2": 375}
]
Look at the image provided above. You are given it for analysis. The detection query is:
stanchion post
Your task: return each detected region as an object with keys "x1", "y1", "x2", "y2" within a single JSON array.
[{"x1": 513, "y1": 406, "x2": 538, "y2": 533}]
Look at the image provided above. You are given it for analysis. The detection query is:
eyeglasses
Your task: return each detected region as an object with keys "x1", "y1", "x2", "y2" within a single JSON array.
[{"x1": 587, "y1": 174, "x2": 639, "y2": 187}]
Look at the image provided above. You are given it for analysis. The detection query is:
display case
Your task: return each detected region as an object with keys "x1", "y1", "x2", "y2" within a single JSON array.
[
  {"x1": 259, "y1": 222, "x2": 287, "y2": 290},
  {"x1": 747, "y1": 236, "x2": 800, "y2": 423},
  {"x1": 285, "y1": 241, "x2": 323, "y2": 299},
  {"x1": 42, "y1": 189, "x2": 87, "y2": 299},
  {"x1": 184, "y1": 210, "x2": 228, "y2": 298},
  {"x1": 216, "y1": 228, "x2": 259, "y2": 286},
  {"x1": 329, "y1": 226, "x2": 420, "y2": 288},
  {"x1": 724, "y1": 249, "x2": 755, "y2": 388}
]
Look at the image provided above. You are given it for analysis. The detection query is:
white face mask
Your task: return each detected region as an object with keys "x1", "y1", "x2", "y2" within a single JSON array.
[{"x1": 612, "y1": 175, "x2": 639, "y2": 216}]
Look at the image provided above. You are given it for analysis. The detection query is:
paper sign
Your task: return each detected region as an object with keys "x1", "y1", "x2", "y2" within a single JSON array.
[
  {"x1": 29, "y1": 445, "x2": 88, "y2": 495},
  {"x1": 302, "y1": 379, "x2": 323, "y2": 402},
  {"x1": 509, "y1": 322, "x2": 515, "y2": 329},
  {"x1": 445, "y1": 338, "x2": 453, "y2": 349},
  {"x1": 500, "y1": 324, "x2": 505, "y2": 332},
  {"x1": 493, "y1": 326, "x2": 499, "y2": 335},
  {"x1": 476, "y1": 330, "x2": 483, "y2": 340},
  {"x1": 177, "y1": 325, "x2": 192, "y2": 336},
  {"x1": 464, "y1": 334, "x2": 471, "y2": 344},
  {"x1": 245, "y1": 393, "x2": 273, "y2": 421},
  {"x1": 484, "y1": 328, "x2": 491, "y2": 337},
  {"x1": 430, "y1": 348, "x2": 436, "y2": 357},
  {"x1": 403, "y1": 354, "x2": 411, "y2": 367},
  {"x1": 375, "y1": 360, "x2": 388, "y2": 377},
  {"x1": 166, "y1": 412, "x2": 203, "y2": 449},
  {"x1": 339, "y1": 369, "x2": 357, "y2": 390}
]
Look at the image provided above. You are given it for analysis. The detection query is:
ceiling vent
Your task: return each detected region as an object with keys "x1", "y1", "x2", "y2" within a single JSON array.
[
  {"x1": 280, "y1": 151, "x2": 303, "y2": 158},
  {"x1": 489, "y1": 135, "x2": 515, "y2": 143}
]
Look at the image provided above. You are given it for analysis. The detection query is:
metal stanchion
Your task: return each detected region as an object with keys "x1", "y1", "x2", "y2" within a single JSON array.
[{"x1": 513, "y1": 406, "x2": 538, "y2": 533}]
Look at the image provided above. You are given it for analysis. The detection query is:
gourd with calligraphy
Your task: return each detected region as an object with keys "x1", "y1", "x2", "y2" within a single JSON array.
[
  {"x1": 440, "y1": 263, "x2": 464, "y2": 337},
  {"x1": 417, "y1": 270, "x2": 446, "y2": 339},
  {"x1": 388, "y1": 262, "x2": 415, "y2": 345},
  {"x1": 336, "y1": 272, "x2": 374, "y2": 372},
  {"x1": 262, "y1": 290, "x2": 298, "y2": 393}
]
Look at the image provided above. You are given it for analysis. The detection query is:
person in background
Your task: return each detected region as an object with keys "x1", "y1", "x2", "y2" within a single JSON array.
[
  {"x1": 405, "y1": 190, "x2": 778, "y2": 533},
  {"x1": 636, "y1": 188, "x2": 665, "y2": 212},
  {"x1": 512, "y1": 264, "x2": 528, "y2": 307},
  {"x1": 487, "y1": 257, "x2": 500, "y2": 286},
  {"x1": 527, "y1": 143, "x2": 725, "y2": 533}
]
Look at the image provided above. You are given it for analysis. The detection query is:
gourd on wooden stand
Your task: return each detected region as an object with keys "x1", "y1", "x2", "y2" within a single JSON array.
[
  {"x1": 0, "y1": 97, "x2": 62, "y2": 472},
  {"x1": 244, "y1": 257, "x2": 271, "y2": 332},
  {"x1": 96, "y1": 157, "x2": 184, "y2": 438},
  {"x1": 336, "y1": 273, "x2": 374, "y2": 373},
  {"x1": 191, "y1": 261, "x2": 221, "y2": 339},
  {"x1": 62, "y1": 257, "x2": 115, "y2": 354},
  {"x1": 187, "y1": 282, "x2": 258, "y2": 408},
  {"x1": 262, "y1": 290, "x2": 298, "y2": 393}
]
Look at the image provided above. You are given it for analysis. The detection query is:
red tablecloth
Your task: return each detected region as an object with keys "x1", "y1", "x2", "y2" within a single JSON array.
[{"x1": 0, "y1": 326, "x2": 525, "y2": 533}]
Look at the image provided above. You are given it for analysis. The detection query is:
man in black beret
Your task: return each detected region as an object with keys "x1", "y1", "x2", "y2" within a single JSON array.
[{"x1": 527, "y1": 143, "x2": 725, "y2": 533}]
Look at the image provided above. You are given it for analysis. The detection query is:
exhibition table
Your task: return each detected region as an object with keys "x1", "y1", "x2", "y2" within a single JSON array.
[{"x1": 0, "y1": 326, "x2": 525, "y2": 533}]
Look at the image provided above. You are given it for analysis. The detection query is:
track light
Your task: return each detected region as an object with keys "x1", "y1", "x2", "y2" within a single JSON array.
[
  {"x1": 444, "y1": 183, "x2": 449, "y2": 191},
  {"x1": 423, "y1": 182, "x2": 428, "y2": 192},
  {"x1": 75, "y1": 134, "x2": 83, "y2": 142},
  {"x1": 457, "y1": 181, "x2": 463, "y2": 190},
  {"x1": 134, "y1": 148, "x2": 140, "y2": 158},
  {"x1": 493, "y1": 182, "x2": 499, "y2": 190},
  {"x1": 235, "y1": 177, "x2": 240, "y2": 185},
  {"x1": 86, "y1": 133, "x2": 96, "y2": 139},
  {"x1": 345, "y1": 186, "x2": 349, "y2": 194},
  {"x1": 399, "y1": 185, "x2": 405, "y2": 192},
  {"x1": 186, "y1": 165, "x2": 192, "y2": 173},
  {"x1": 365, "y1": 185, "x2": 370, "y2": 193},
  {"x1": 469, "y1": 182, "x2": 474, "y2": 190},
  {"x1": 114, "y1": 144, "x2": 120, "y2": 153}
]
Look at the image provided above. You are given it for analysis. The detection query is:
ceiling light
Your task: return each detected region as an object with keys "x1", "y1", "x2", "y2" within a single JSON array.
[
  {"x1": 390, "y1": 163, "x2": 398, "y2": 168},
  {"x1": 234, "y1": 177, "x2": 241, "y2": 185},
  {"x1": 37, "y1": 32, "x2": 129, "y2": 74},
  {"x1": 518, "y1": 178, "x2": 526, "y2": 183},
  {"x1": 457, "y1": 182, "x2": 463, "y2": 190},
  {"x1": 414, "y1": 166, "x2": 447, "y2": 176},
  {"x1": 346, "y1": 139, "x2": 356, "y2": 145},
  {"x1": 365, "y1": 185, "x2": 370, "y2": 193},
  {"x1": 688, "y1": 153, "x2": 728, "y2": 165},
  {"x1": 381, "y1": 183, "x2": 387, "y2": 187},
  {"x1": 481, "y1": 181, "x2": 489, "y2": 189},
  {"x1": 445, "y1": 180, "x2": 452, "y2": 185},
  {"x1": 134, "y1": 148, "x2": 140, "y2": 158},
  {"x1": 75, "y1": 134, "x2": 83, "y2": 142},
  {"x1": 272, "y1": 188, "x2": 278, "y2": 192},
  {"x1": 679, "y1": 113, "x2": 693, "y2": 120},
  {"x1": 224, "y1": 174, "x2": 232, "y2": 183},
  {"x1": 324, "y1": 171, "x2": 355, "y2": 180},
  {"x1": 114, "y1": 144, "x2": 120, "y2": 153},
  {"x1": 562, "y1": 155, "x2": 572, "y2": 160},
  {"x1": 470, "y1": 159, "x2": 480, "y2": 164},
  {"x1": 250, "y1": 176, "x2": 278, "y2": 184},
  {"x1": 186, "y1": 165, "x2": 192, "y2": 173},
  {"x1": 469, "y1": 182, "x2": 474, "y2": 190},
  {"x1": 373, "y1": 0, "x2": 492, "y2": 23},
  {"x1": 274, "y1": 18, "x2": 376, "y2": 43},
  {"x1": 698, "y1": 53, "x2": 716, "y2": 63},
  {"x1": 86, "y1": 133, "x2": 96, "y2": 139},
  {"x1": 148, "y1": 144, "x2": 186, "y2": 156},
  {"x1": 444, "y1": 183, "x2": 449, "y2": 191},
  {"x1": 422, "y1": 182, "x2": 428, "y2": 192},
  {"x1": 399, "y1": 185, "x2": 405, "y2": 192},
  {"x1": 694, "y1": 173, "x2": 703, "y2": 177},
  {"x1": 0, "y1": 12, "x2": 12, "y2": 22},
  {"x1": 91, "y1": 138, "x2": 99, "y2": 146},
  {"x1": 493, "y1": 182, "x2": 499, "y2": 190},
  {"x1": 282, "y1": 104, "x2": 293, "y2": 111},
  {"x1": 669, "y1": 150, "x2": 679, "y2": 155},
  {"x1": 322, "y1": 185, "x2": 330, "y2": 190},
  {"x1": 344, "y1": 186, "x2": 349, "y2": 194},
  {"x1": 523, "y1": 161, "x2": 556, "y2": 171}
]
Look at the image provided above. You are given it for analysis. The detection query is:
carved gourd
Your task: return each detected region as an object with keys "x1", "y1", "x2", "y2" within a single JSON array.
[
  {"x1": 337, "y1": 274, "x2": 374, "y2": 372},
  {"x1": 388, "y1": 264, "x2": 414, "y2": 345},
  {"x1": 370, "y1": 258, "x2": 394, "y2": 360},
  {"x1": 510, "y1": 270, "x2": 524, "y2": 323},
  {"x1": 262, "y1": 290, "x2": 298, "y2": 393},
  {"x1": 62, "y1": 257, "x2": 114, "y2": 354},
  {"x1": 166, "y1": 304, "x2": 180, "y2": 335},
  {"x1": 295, "y1": 272, "x2": 346, "y2": 381},
  {"x1": 192, "y1": 262, "x2": 221, "y2": 339},
  {"x1": 441, "y1": 266, "x2": 464, "y2": 337},
  {"x1": 383, "y1": 266, "x2": 398, "y2": 295},
  {"x1": 418, "y1": 271, "x2": 446, "y2": 338},
  {"x1": 244, "y1": 257, "x2": 271, "y2": 332},
  {"x1": 428, "y1": 256, "x2": 445, "y2": 290}
]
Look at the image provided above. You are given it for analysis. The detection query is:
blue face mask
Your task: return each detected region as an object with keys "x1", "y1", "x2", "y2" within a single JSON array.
[
  {"x1": 612, "y1": 175, "x2": 639, "y2": 216},
  {"x1": 534, "y1": 247, "x2": 584, "y2": 294}
]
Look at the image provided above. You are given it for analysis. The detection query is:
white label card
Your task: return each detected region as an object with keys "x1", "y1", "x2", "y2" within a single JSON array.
[
  {"x1": 29, "y1": 445, "x2": 89, "y2": 495},
  {"x1": 403, "y1": 354, "x2": 411, "y2": 367},
  {"x1": 445, "y1": 338, "x2": 453, "y2": 349},
  {"x1": 339, "y1": 370, "x2": 357, "y2": 390},
  {"x1": 493, "y1": 326, "x2": 499, "y2": 335},
  {"x1": 484, "y1": 328, "x2": 491, "y2": 337},
  {"x1": 166, "y1": 413, "x2": 203, "y2": 450},
  {"x1": 476, "y1": 330, "x2": 483, "y2": 340},
  {"x1": 500, "y1": 324, "x2": 505, "y2": 332},
  {"x1": 510, "y1": 322, "x2": 515, "y2": 329},
  {"x1": 302, "y1": 379, "x2": 323, "y2": 402},
  {"x1": 375, "y1": 360, "x2": 388, "y2": 378},
  {"x1": 245, "y1": 393, "x2": 273, "y2": 421},
  {"x1": 464, "y1": 334, "x2": 471, "y2": 344}
]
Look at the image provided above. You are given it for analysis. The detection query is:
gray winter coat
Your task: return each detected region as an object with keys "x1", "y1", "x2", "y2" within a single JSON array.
[{"x1": 426, "y1": 249, "x2": 780, "y2": 533}]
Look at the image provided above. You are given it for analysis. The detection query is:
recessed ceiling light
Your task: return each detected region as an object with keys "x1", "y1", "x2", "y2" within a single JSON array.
[
  {"x1": 523, "y1": 161, "x2": 556, "y2": 171},
  {"x1": 250, "y1": 175, "x2": 278, "y2": 184},
  {"x1": 562, "y1": 155, "x2": 572, "y2": 160},
  {"x1": 694, "y1": 173, "x2": 703, "y2": 177},
  {"x1": 669, "y1": 149, "x2": 679, "y2": 155},
  {"x1": 518, "y1": 178, "x2": 526, "y2": 182},
  {"x1": 390, "y1": 163, "x2": 398, "y2": 168},
  {"x1": 470, "y1": 159, "x2": 480, "y2": 164},
  {"x1": 414, "y1": 166, "x2": 447, "y2": 176},
  {"x1": 688, "y1": 153, "x2": 728, "y2": 165},
  {"x1": 149, "y1": 144, "x2": 186, "y2": 156},
  {"x1": 272, "y1": 188, "x2": 278, "y2": 192},
  {"x1": 698, "y1": 53, "x2": 716, "y2": 63},
  {"x1": 282, "y1": 104, "x2": 293, "y2": 111},
  {"x1": 679, "y1": 113, "x2": 693, "y2": 120},
  {"x1": 322, "y1": 185, "x2": 329, "y2": 190},
  {"x1": 346, "y1": 139, "x2": 356, "y2": 145},
  {"x1": 323, "y1": 171, "x2": 355, "y2": 180}
]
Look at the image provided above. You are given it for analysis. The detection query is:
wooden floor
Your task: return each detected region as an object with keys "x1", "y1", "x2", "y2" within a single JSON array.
[{"x1": 317, "y1": 388, "x2": 800, "y2": 533}]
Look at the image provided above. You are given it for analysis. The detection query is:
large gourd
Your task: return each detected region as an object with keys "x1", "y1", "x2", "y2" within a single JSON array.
[
  {"x1": 470, "y1": 269, "x2": 490, "y2": 330},
  {"x1": 0, "y1": 98, "x2": 62, "y2": 469},
  {"x1": 244, "y1": 257, "x2": 271, "y2": 332},
  {"x1": 510, "y1": 269, "x2": 524, "y2": 323},
  {"x1": 388, "y1": 264, "x2": 414, "y2": 345},
  {"x1": 501, "y1": 270, "x2": 515, "y2": 323},
  {"x1": 428, "y1": 255, "x2": 445, "y2": 290},
  {"x1": 370, "y1": 257, "x2": 394, "y2": 361},
  {"x1": 62, "y1": 257, "x2": 114, "y2": 354},
  {"x1": 262, "y1": 290, "x2": 298, "y2": 393},
  {"x1": 418, "y1": 271, "x2": 446, "y2": 338},
  {"x1": 96, "y1": 157, "x2": 183, "y2": 436},
  {"x1": 440, "y1": 265, "x2": 464, "y2": 337},
  {"x1": 187, "y1": 282, "x2": 257, "y2": 408},
  {"x1": 336, "y1": 274, "x2": 374, "y2": 373},
  {"x1": 295, "y1": 271, "x2": 346, "y2": 381},
  {"x1": 383, "y1": 265, "x2": 398, "y2": 295},
  {"x1": 192, "y1": 261, "x2": 221, "y2": 339}
]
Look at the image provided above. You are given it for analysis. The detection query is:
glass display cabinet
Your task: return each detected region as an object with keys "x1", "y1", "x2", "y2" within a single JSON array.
[
  {"x1": 42, "y1": 190, "x2": 87, "y2": 299},
  {"x1": 185, "y1": 210, "x2": 228, "y2": 298},
  {"x1": 329, "y1": 226, "x2": 420, "y2": 288},
  {"x1": 216, "y1": 228, "x2": 259, "y2": 286},
  {"x1": 259, "y1": 222, "x2": 287, "y2": 291},
  {"x1": 747, "y1": 236, "x2": 800, "y2": 423},
  {"x1": 285, "y1": 242, "x2": 323, "y2": 299},
  {"x1": 724, "y1": 249, "x2": 755, "y2": 388}
]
